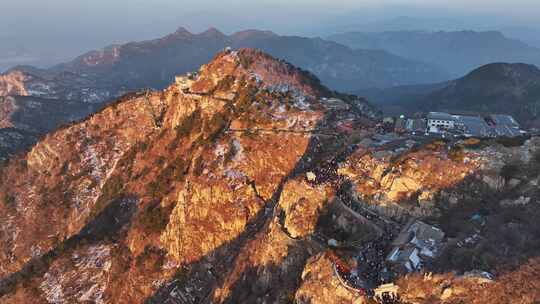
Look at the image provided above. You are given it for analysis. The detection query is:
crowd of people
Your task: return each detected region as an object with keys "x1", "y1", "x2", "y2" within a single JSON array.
[
  {"x1": 356, "y1": 234, "x2": 394, "y2": 287},
  {"x1": 334, "y1": 260, "x2": 369, "y2": 297},
  {"x1": 303, "y1": 140, "x2": 409, "y2": 302},
  {"x1": 333, "y1": 194, "x2": 402, "y2": 300}
]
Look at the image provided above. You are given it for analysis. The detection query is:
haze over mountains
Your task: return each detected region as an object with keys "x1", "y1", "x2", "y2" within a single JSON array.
[
  {"x1": 16, "y1": 27, "x2": 448, "y2": 92},
  {"x1": 329, "y1": 30, "x2": 540, "y2": 78},
  {"x1": 327, "y1": 16, "x2": 540, "y2": 48}
]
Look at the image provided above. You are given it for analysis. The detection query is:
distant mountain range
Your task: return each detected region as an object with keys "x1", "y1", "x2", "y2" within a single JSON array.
[
  {"x1": 0, "y1": 27, "x2": 438, "y2": 159},
  {"x1": 329, "y1": 30, "x2": 540, "y2": 78},
  {"x1": 357, "y1": 63, "x2": 540, "y2": 128},
  {"x1": 329, "y1": 16, "x2": 470, "y2": 34},
  {"x1": 500, "y1": 26, "x2": 540, "y2": 49},
  {"x1": 328, "y1": 16, "x2": 540, "y2": 48},
  {"x1": 3, "y1": 26, "x2": 540, "y2": 160},
  {"x1": 43, "y1": 27, "x2": 447, "y2": 92},
  {"x1": 0, "y1": 27, "x2": 450, "y2": 159}
]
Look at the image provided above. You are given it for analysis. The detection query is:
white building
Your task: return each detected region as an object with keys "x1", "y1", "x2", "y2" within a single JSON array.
[{"x1": 427, "y1": 112, "x2": 456, "y2": 133}]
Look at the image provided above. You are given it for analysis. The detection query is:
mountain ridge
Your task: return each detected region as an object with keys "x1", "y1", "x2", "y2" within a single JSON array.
[
  {"x1": 329, "y1": 30, "x2": 540, "y2": 78},
  {"x1": 0, "y1": 27, "x2": 448, "y2": 160},
  {"x1": 47, "y1": 27, "x2": 448, "y2": 91},
  {"x1": 359, "y1": 62, "x2": 540, "y2": 127}
]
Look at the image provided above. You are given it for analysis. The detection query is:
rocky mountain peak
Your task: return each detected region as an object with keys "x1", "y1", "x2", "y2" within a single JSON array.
[
  {"x1": 0, "y1": 49, "x2": 379, "y2": 303},
  {"x1": 199, "y1": 27, "x2": 226, "y2": 38},
  {"x1": 173, "y1": 26, "x2": 193, "y2": 37},
  {"x1": 188, "y1": 48, "x2": 331, "y2": 101},
  {"x1": 462, "y1": 62, "x2": 540, "y2": 84}
]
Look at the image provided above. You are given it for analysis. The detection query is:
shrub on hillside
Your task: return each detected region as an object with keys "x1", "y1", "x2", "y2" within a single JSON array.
[
  {"x1": 91, "y1": 175, "x2": 124, "y2": 217},
  {"x1": 138, "y1": 202, "x2": 174, "y2": 234},
  {"x1": 146, "y1": 157, "x2": 188, "y2": 198},
  {"x1": 213, "y1": 75, "x2": 235, "y2": 93},
  {"x1": 425, "y1": 140, "x2": 447, "y2": 151},
  {"x1": 175, "y1": 109, "x2": 202, "y2": 138},
  {"x1": 3, "y1": 194, "x2": 16, "y2": 209}
]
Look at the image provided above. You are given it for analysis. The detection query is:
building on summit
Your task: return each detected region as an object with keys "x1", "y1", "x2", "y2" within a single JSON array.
[
  {"x1": 427, "y1": 112, "x2": 456, "y2": 133},
  {"x1": 425, "y1": 112, "x2": 523, "y2": 138}
]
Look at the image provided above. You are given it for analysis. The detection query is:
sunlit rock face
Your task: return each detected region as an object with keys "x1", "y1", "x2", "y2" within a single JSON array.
[
  {"x1": 338, "y1": 147, "x2": 482, "y2": 205},
  {"x1": 1, "y1": 48, "x2": 539, "y2": 304},
  {"x1": 0, "y1": 71, "x2": 30, "y2": 97},
  {"x1": 0, "y1": 48, "x2": 377, "y2": 303}
]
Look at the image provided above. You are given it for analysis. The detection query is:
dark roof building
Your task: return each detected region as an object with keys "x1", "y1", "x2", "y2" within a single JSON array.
[
  {"x1": 489, "y1": 114, "x2": 522, "y2": 137},
  {"x1": 387, "y1": 247, "x2": 421, "y2": 273},
  {"x1": 455, "y1": 115, "x2": 492, "y2": 137},
  {"x1": 425, "y1": 111, "x2": 523, "y2": 138},
  {"x1": 489, "y1": 114, "x2": 520, "y2": 128},
  {"x1": 387, "y1": 219, "x2": 445, "y2": 273},
  {"x1": 493, "y1": 125, "x2": 522, "y2": 137}
]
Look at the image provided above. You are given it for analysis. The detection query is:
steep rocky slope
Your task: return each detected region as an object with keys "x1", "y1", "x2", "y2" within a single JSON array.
[
  {"x1": 0, "y1": 49, "x2": 376, "y2": 303},
  {"x1": 0, "y1": 49, "x2": 539, "y2": 304}
]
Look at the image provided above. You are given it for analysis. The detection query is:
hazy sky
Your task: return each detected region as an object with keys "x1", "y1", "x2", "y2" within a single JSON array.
[
  {"x1": 3, "y1": 0, "x2": 540, "y2": 37},
  {"x1": 1, "y1": 0, "x2": 540, "y2": 70}
]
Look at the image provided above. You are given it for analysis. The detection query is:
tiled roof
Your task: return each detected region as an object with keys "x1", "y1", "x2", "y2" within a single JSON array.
[
  {"x1": 427, "y1": 112, "x2": 455, "y2": 121},
  {"x1": 455, "y1": 115, "x2": 491, "y2": 137},
  {"x1": 490, "y1": 114, "x2": 519, "y2": 127}
]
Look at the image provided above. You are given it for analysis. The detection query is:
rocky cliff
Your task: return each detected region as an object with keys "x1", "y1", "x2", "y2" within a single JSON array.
[
  {"x1": 0, "y1": 49, "x2": 375, "y2": 303},
  {"x1": 0, "y1": 49, "x2": 539, "y2": 304}
]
